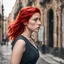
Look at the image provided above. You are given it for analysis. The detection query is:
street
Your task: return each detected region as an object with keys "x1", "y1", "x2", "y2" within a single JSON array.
[
  {"x1": 0, "y1": 43, "x2": 11, "y2": 64},
  {"x1": 36, "y1": 58, "x2": 49, "y2": 64}
]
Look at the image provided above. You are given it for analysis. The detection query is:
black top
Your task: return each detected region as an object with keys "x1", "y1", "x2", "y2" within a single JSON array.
[{"x1": 11, "y1": 35, "x2": 39, "y2": 64}]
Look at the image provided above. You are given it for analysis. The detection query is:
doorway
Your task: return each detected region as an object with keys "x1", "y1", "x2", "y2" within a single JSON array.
[{"x1": 48, "y1": 9, "x2": 54, "y2": 47}]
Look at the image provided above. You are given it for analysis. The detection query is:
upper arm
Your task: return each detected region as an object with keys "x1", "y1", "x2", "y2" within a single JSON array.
[{"x1": 10, "y1": 40, "x2": 26, "y2": 64}]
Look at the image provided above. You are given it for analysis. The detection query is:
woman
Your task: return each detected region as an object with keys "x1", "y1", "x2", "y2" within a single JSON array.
[{"x1": 8, "y1": 6, "x2": 41, "y2": 64}]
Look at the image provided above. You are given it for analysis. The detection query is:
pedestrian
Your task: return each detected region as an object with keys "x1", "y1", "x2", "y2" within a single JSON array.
[{"x1": 8, "y1": 6, "x2": 41, "y2": 64}]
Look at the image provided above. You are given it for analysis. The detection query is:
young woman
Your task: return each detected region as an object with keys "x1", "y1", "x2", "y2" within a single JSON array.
[{"x1": 8, "y1": 6, "x2": 41, "y2": 64}]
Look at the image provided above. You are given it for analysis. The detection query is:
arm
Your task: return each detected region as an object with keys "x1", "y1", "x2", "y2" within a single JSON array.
[{"x1": 10, "y1": 40, "x2": 26, "y2": 64}]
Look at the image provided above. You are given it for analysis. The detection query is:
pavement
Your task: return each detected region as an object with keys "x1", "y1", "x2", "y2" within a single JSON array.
[
  {"x1": 0, "y1": 43, "x2": 11, "y2": 64},
  {"x1": 39, "y1": 51, "x2": 64, "y2": 64},
  {"x1": 0, "y1": 41, "x2": 64, "y2": 64}
]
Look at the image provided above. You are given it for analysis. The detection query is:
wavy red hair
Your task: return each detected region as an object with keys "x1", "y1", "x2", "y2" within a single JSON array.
[{"x1": 8, "y1": 6, "x2": 41, "y2": 40}]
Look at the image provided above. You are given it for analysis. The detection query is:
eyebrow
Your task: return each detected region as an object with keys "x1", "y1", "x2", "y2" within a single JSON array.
[{"x1": 33, "y1": 17, "x2": 41, "y2": 19}]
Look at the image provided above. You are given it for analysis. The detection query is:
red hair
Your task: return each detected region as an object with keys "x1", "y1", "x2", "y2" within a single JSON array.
[{"x1": 8, "y1": 6, "x2": 41, "y2": 40}]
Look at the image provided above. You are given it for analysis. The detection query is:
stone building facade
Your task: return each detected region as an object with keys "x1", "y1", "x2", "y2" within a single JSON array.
[
  {"x1": 8, "y1": 0, "x2": 64, "y2": 59},
  {"x1": 61, "y1": 0, "x2": 64, "y2": 59},
  {"x1": 41, "y1": 0, "x2": 64, "y2": 59}
]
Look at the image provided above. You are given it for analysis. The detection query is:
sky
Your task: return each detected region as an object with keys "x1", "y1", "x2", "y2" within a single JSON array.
[{"x1": 3, "y1": 0, "x2": 16, "y2": 17}]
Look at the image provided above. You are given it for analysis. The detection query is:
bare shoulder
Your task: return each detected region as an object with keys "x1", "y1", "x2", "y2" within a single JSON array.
[
  {"x1": 16, "y1": 39, "x2": 26, "y2": 46},
  {"x1": 15, "y1": 39, "x2": 26, "y2": 47},
  {"x1": 12, "y1": 39, "x2": 26, "y2": 52},
  {"x1": 11, "y1": 39, "x2": 26, "y2": 64}
]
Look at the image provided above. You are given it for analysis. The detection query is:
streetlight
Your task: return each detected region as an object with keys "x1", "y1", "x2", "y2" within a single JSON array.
[{"x1": 2, "y1": 0, "x2": 4, "y2": 44}]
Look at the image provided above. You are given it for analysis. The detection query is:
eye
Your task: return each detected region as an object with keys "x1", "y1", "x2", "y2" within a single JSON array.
[
  {"x1": 33, "y1": 18, "x2": 38, "y2": 21},
  {"x1": 39, "y1": 18, "x2": 41, "y2": 21},
  {"x1": 33, "y1": 17, "x2": 41, "y2": 22}
]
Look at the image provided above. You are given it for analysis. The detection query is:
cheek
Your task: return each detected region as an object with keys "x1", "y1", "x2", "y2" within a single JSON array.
[
  {"x1": 30, "y1": 22, "x2": 36, "y2": 26},
  {"x1": 29, "y1": 21, "x2": 35, "y2": 26},
  {"x1": 27, "y1": 22, "x2": 36, "y2": 29}
]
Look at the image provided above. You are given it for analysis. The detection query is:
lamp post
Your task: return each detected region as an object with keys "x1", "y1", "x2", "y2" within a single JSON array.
[{"x1": 2, "y1": 0, "x2": 4, "y2": 43}]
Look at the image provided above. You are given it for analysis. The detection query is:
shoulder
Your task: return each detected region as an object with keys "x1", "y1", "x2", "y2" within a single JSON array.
[
  {"x1": 12, "y1": 39, "x2": 26, "y2": 53},
  {"x1": 11, "y1": 40, "x2": 26, "y2": 64},
  {"x1": 14, "y1": 39, "x2": 26, "y2": 49},
  {"x1": 11, "y1": 35, "x2": 27, "y2": 49},
  {"x1": 12, "y1": 39, "x2": 26, "y2": 51},
  {"x1": 16, "y1": 39, "x2": 26, "y2": 46}
]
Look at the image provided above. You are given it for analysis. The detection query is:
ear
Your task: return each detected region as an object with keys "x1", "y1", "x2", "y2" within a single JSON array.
[{"x1": 23, "y1": 22, "x2": 28, "y2": 25}]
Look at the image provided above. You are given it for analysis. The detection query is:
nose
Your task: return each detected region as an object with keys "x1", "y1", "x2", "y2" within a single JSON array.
[{"x1": 37, "y1": 20, "x2": 41, "y2": 26}]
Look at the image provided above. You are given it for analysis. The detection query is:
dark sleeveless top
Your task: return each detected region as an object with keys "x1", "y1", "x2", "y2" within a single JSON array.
[{"x1": 11, "y1": 35, "x2": 39, "y2": 64}]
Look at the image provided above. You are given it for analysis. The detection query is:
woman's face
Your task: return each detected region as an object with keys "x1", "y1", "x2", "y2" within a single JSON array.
[{"x1": 26, "y1": 13, "x2": 41, "y2": 32}]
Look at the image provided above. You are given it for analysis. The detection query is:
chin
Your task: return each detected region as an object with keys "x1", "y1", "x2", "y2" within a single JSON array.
[{"x1": 34, "y1": 30, "x2": 39, "y2": 32}]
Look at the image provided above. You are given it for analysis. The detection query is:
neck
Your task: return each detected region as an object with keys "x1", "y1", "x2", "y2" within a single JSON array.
[{"x1": 22, "y1": 29, "x2": 32, "y2": 40}]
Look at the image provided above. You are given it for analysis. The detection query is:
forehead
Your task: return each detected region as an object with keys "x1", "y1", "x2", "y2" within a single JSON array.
[{"x1": 31, "y1": 13, "x2": 41, "y2": 18}]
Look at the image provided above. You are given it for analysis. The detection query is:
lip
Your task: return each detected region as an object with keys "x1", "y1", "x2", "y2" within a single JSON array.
[
  {"x1": 38, "y1": 27, "x2": 40, "y2": 28},
  {"x1": 37, "y1": 27, "x2": 40, "y2": 30}
]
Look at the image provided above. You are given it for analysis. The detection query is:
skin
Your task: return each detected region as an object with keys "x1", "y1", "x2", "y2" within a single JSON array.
[{"x1": 10, "y1": 13, "x2": 41, "y2": 64}]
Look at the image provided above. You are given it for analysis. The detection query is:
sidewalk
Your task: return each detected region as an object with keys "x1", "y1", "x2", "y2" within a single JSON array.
[
  {"x1": 0, "y1": 44, "x2": 2, "y2": 64},
  {"x1": 46, "y1": 54, "x2": 64, "y2": 64},
  {"x1": 39, "y1": 51, "x2": 64, "y2": 64},
  {"x1": 0, "y1": 43, "x2": 11, "y2": 64}
]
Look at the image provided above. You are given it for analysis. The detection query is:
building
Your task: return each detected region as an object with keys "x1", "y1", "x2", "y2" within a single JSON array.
[
  {"x1": 61, "y1": 0, "x2": 64, "y2": 59},
  {"x1": 8, "y1": 0, "x2": 64, "y2": 59}
]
